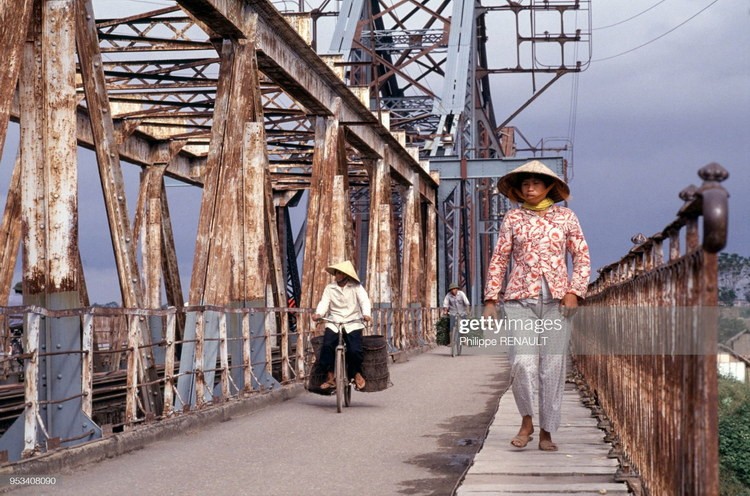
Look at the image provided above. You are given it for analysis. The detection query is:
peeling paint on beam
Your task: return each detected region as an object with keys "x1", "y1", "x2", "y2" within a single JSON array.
[
  {"x1": 176, "y1": 0, "x2": 436, "y2": 203},
  {"x1": 10, "y1": 100, "x2": 205, "y2": 185}
]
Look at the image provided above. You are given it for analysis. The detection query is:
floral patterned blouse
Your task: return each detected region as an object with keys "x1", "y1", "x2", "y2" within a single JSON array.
[{"x1": 483, "y1": 205, "x2": 591, "y2": 302}]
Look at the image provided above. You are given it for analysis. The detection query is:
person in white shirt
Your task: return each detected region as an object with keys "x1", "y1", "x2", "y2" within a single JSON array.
[
  {"x1": 442, "y1": 283, "x2": 470, "y2": 317},
  {"x1": 312, "y1": 260, "x2": 372, "y2": 391}
]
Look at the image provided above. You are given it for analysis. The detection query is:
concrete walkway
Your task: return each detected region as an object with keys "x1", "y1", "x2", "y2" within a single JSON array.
[
  {"x1": 457, "y1": 379, "x2": 629, "y2": 495},
  {"x1": 4, "y1": 347, "x2": 509, "y2": 496}
]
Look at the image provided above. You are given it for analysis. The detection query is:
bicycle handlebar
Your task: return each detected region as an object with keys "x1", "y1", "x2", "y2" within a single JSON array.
[{"x1": 317, "y1": 317, "x2": 365, "y2": 326}]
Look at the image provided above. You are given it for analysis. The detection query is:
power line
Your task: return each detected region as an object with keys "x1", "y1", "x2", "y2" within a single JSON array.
[
  {"x1": 593, "y1": 1, "x2": 669, "y2": 30},
  {"x1": 593, "y1": 0, "x2": 723, "y2": 63}
]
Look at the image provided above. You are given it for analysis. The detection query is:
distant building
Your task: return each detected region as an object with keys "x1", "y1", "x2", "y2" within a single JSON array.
[
  {"x1": 727, "y1": 329, "x2": 750, "y2": 359},
  {"x1": 719, "y1": 344, "x2": 749, "y2": 383}
]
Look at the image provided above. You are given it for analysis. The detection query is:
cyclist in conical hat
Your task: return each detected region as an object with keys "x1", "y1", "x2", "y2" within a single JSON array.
[{"x1": 312, "y1": 260, "x2": 372, "y2": 391}]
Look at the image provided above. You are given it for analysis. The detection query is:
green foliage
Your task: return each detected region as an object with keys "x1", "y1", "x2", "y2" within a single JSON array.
[
  {"x1": 435, "y1": 316, "x2": 450, "y2": 345},
  {"x1": 719, "y1": 253, "x2": 750, "y2": 277},
  {"x1": 719, "y1": 375, "x2": 750, "y2": 493},
  {"x1": 721, "y1": 288, "x2": 739, "y2": 307},
  {"x1": 720, "y1": 316, "x2": 749, "y2": 344}
]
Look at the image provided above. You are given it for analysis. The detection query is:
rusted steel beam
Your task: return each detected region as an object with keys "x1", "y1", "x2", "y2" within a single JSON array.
[
  {"x1": 299, "y1": 117, "x2": 326, "y2": 313},
  {"x1": 160, "y1": 181, "x2": 186, "y2": 341},
  {"x1": 39, "y1": 0, "x2": 78, "y2": 293},
  {"x1": 81, "y1": 313, "x2": 94, "y2": 417},
  {"x1": 77, "y1": 0, "x2": 161, "y2": 414},
  {"x1": 218, "y1": 313, "x2": 230, "y2": 399},
  {"x1": 366, "y1": 158, "x2": 393, "y2": 305},
  {"x1": 264, "y1": 160, "x2": 290, "y2": 382},
  {"x1": 175, "y1": 0, "x2": 436, "y2": 203},
  {"x1": 22, "y1": 313, "x2": 40, "y2": 458},
  {"x1": 133, "y1": 166, "x2": 167, "y2": 309},
  {"x1": 377, "y1": 204, "x2": 395, "y2": 307},
  {"x1": 424, "y1": 204, "x2": 438, "y2": 340},
  {"x1": 0, "y1": 154, "x2": 22, "y2": 304},
  {"x1": 194, "y1": 311, "x2": 205, "y2": 409},
  {"x1": 329, "y1": 176, "x2": 349, "y2": 263},
  {"x1": 162, "y1": 312, "x2": 176, "y2": 415},
  {"x1": 189, "y1": 38, "x2": 254, "y2": 305},
  {"x1": 124, "y1": 316, "x2": 139, "y2": 424},
  {"x1": 242, "y1": 123, "x2": 269, "y2": 301},
  {"x1": 0, "y1": 0, "x2": 33, "y2": 160},
  {"x1": 300, "y1": 103, "x2": 341, "y2": 318},
  {"x1": 241, "y1": 312, "x2": 252, "y2": 391},
  {"x1": 76, "y1": 0, "x2": 143, "y2": 308}
]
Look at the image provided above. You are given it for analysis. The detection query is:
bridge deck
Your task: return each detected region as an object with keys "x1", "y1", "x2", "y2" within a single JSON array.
[
  {"x1": 458, "y1": 381, "x2": 629, "y2": 495},
  {"x1": 4, "y1": 348, "x2": 628, "y2": 495}
]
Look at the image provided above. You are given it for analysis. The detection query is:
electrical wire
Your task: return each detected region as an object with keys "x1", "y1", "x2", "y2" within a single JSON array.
[
  {"x1": 593, "y1": 0, "x2": 723, "y2": 62},
  {"x1": 593, "y1": 0, "x2": 669, "y2": 30}
]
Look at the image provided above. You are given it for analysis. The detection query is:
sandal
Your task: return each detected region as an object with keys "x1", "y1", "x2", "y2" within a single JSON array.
[
  {"x1": 354, "y1": 373, "x2": 366, "y2": 391},
  {"x1": 538, "y1": 439, "x2": 558, "y2": 451},
  {"x1": 510, "y1": 434, "x2": 533, "y2": 448},
  {"x1": 320, "y1": 380, "x2": 336, "y2": 390}
]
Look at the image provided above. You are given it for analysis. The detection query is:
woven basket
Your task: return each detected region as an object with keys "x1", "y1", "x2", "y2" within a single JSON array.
[
  {"x1": 305, "y1": 336, "x2": 333, "y2": 395},
  {"x1": 360, "y1": 335, "x2": 391, "y2": 392}
]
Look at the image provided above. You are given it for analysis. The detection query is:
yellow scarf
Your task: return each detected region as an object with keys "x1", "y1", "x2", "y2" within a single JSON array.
[{"x1": 522, "y1": 197, "x2": 554, "y2": 211}]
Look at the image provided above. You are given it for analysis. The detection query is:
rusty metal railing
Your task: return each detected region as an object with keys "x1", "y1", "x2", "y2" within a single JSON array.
[
  {"x1": 0, "y1": 303, "x2": 439, "y2": 460},
  {"x1": 572, "y1": 163, "x2": 728, "y2": 495}
]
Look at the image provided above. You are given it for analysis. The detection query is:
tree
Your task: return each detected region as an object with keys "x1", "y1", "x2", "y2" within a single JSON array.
[
  {"x1": 720, "y1": 288, "x2": 738, "y2": 307},
  {"x1": 719, "y1": 375, "x2": 750, "y2": 494}
]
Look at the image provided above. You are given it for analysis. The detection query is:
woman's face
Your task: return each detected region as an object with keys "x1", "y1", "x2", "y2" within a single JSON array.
[{"x1": 520, "y1": 177, "x2": 548, "y2": 205}]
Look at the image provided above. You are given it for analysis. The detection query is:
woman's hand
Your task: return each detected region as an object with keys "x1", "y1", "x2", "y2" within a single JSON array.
[
  {"x1": 560, "y1": 293, "x2": 579, "y2": 318},
  {"x1": 363, "y1": 315, "x2": 372, "y2": 323},
  {"x1": 482, "y1": 300, "x2": 498, "y2": 319},
  {"x1": 311, "y1": 313, "x2": 321, "y2": 321}
]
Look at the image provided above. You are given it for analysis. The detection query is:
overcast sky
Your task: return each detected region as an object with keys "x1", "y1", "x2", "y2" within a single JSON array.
[
  {"x1": 504, "y1": 0, "x2": 749, "y2": 276},
  {"x1": 0, "y1": 0, "x2": 748, "y2": 304}
]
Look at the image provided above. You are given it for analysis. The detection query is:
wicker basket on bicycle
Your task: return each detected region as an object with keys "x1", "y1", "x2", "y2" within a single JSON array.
[
  {"x1": 359, "y1": 334, "x2": 391, "y2": 392},
  {"x1": 305, "y1": 335, "x2": 334, "y2": 395},
  {"x1": 305, "y1": 334, "x2": 391, "y2": 394}
]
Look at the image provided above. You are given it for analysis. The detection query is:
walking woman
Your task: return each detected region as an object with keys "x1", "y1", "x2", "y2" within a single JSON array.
[{"x1": 483, "y1": 160, "x2": 590, "y2": 451}]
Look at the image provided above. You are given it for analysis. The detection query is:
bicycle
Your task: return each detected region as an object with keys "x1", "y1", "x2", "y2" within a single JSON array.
[
  {"x1": 449, "y1": 313, "x2": 464, "y2": 357},
  {"x1": 318, "y1": 317, "x2": 363, "y2": 413}
]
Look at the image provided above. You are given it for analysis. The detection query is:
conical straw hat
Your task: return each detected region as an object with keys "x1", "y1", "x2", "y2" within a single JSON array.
[
  {"x1": 325, "y1": 260, "x2": 361, "y2": 283},
  {"x1": 496, "y1": 160, "x2": 569, "y2": 203}
]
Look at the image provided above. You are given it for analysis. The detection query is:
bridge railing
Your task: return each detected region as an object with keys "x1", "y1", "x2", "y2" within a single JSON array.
[
  {"x1": 0, "y1": 303, "x2": 439, "y2": 459},
  {"x1": 571, "y1": 163, "x2": 729, "y2": 496}
]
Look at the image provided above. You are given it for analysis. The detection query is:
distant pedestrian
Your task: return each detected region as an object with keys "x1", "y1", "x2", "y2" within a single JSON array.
[
  {"x1": 483, "y1": 160, "x2": 590, "y2": 452},
  {"x1": 443, "y1": 283, "x2": 470, "y2": 318},
  {"x1": 443, "y1": 283, "x2": 471, "y2": 354}
]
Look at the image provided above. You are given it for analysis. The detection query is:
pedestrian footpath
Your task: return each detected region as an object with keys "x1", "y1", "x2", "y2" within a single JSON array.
[{"x1": 457, "y1": 381, "x2": 629, "y2": 495}]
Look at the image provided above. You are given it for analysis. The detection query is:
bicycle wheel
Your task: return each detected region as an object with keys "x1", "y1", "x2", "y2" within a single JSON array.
[
  {"x1": 450, "y1": 323, "x2": 457, "y2": 357},
  {"x1": 335, "y1": 347, "x2": 345, "y2": 413},
  {"x1": 344, "y1": 382, "x2": 351, "y2": 407}
]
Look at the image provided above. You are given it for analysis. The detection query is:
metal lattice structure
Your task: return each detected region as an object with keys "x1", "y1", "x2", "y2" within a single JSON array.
[
  {"x1": 315, "y1": 0, "x2": 591, "y2": 298},
  {"x1": 0, "y1": 0, "x2": 590, "y2": 461}
]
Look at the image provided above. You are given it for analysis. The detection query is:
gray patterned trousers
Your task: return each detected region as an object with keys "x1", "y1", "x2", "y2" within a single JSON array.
[{"x1": 503, "y1": 279, "x2": 570, "y2": 433}]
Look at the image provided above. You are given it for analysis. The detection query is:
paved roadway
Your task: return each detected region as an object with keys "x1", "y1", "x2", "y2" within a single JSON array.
[{"x1": 8, "y1": 347, "x2": 509, "y2": 496}]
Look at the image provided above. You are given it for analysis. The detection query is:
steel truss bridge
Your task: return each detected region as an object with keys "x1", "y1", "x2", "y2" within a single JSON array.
[{"x1": 0, "y1": 0, "x2": 728, "y2": 493}]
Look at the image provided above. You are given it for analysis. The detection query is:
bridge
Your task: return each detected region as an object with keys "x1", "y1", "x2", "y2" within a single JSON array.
[{"x1": 0, "y1": 0, "x2": 729, "y2": 494}]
